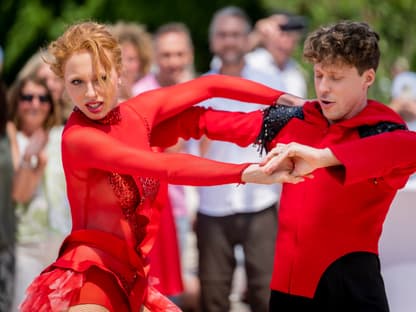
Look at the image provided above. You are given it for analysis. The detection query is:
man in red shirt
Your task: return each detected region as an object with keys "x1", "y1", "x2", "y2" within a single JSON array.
[
  {"x1": 153, "y1": 21, "x2": 410, "y2": 311},
  {"x1": 250, "y1": 21, "x2": 410, "y2": 312}
]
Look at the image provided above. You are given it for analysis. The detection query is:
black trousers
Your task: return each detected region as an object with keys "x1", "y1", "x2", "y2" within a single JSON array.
[
  {"x1": 197, "y1": 205, "x2": 277, "y2": 312},
  {"x1": 269, "y1": 252, "x2": 390, "y2": 312}
]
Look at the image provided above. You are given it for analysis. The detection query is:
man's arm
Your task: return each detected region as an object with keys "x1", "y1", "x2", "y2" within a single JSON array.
[{"x1": 261, "y1": 130, "x2": 416, "y2": 185}]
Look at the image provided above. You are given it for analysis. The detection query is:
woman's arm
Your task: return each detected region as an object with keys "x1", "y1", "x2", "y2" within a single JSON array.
[
  {"x1": 64, "y1": 126, "x2": 301, "y2": 186},
  {"x1": 12, "y1": 129, "x2": 48, "y2": 203},
  {"x1": 150, "y1": 107, "x2": 263, "y2": 149},
  {"x1": 133, "y1": 74, "x2": 286, "y2": 125},
  {"x1": 6, "y1": 121, "x2": 19, "y2": 170},
  {"x1": 150, "y1": 93, "x2": 306, "y2": 150}
]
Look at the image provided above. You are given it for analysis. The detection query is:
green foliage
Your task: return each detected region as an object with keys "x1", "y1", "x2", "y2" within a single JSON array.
[
  {"x1": 0, "y1": 0, "x2": 109, "y2": 83},
  {"x1": 0, "y1": 0, "x2": 266, "y2": 84},
  {"x1": 3, "y1": 1, "x2": 52, "y2": 75},
  {"x1": 1, "y1": 0, "x2": 416, "y2": 104},
  {"x1": 261, "y1": 0, "x2": 416, "y2": 102}
]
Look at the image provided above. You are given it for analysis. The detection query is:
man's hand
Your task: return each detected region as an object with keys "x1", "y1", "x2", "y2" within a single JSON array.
[{"x1": 261, "y1": 142, "x2": 341, "y2": 178}]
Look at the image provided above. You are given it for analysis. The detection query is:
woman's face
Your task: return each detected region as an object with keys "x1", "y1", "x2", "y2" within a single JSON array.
[
  {"x1": 63, "y1": 50, "x2": 120, "y2": 120},
  {"x1": 18, "y1": 81, "x2": 51, "y2": 132},
  {"x1": 121, "y1": 41, "x2": 141, "y2": 84},
  {"x1": 37, "y1": 63, "x2": 64, "y2": 103}
]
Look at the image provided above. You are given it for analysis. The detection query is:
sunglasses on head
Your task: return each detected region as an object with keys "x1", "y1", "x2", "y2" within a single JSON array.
[{"x1": 20, "y1": 93, "x2": 50, "y2": 104}]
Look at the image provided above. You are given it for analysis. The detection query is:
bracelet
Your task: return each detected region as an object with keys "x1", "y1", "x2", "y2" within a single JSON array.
[{"x1": 20, "y1": 155, "x2": 38, "y2": 169}]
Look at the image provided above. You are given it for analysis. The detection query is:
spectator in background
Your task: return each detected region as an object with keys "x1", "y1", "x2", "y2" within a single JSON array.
[
  {"x1": 196, "y1": 7, "x2": 284, "y2": 312},
  {"x1": 0, "y1": 77, "x2": 17, "y2": 312},
  {"x1": 17, "y1": 51, "x2": 72, "y2": 122},
  {"x1": 389, "y1": 58, "x2": 416, "y2": 131},
  {"x1": 390, "y1": 56, "x2": 409, "y2": 78},
  {"x1": 246, "y1": 12, "x2": 308, "y2": 97},
  {"x1": 111, "y1": 21, "x2": 153, "y2": 100},
  {"x1": 8, "y1": 74, "x2": 70, "y2": 311},
  {"x1": 132, "y1": 22, "x2": 196, "y2": 308},
  {"x1": 132, "y1": 22, "x2": 195, "y2": 95}
]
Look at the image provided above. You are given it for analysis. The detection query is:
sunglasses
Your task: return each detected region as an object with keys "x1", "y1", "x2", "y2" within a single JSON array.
[{"x1": 20, "y1": 93, "x2": 51, "y2": 104}]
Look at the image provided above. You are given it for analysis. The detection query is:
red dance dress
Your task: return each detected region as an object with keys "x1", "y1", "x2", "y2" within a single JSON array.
[
  {"x1": 20, "y1": 75, "x2": 283, "y2": 311},
  {"x1": 148, "y1": 178, "x2": 184, "y2": 296}
]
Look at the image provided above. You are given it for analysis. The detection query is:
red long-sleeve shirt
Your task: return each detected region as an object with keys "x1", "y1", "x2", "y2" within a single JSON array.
[{"x1": 153, "y1": 99, "x2": 414, "y2": 299}]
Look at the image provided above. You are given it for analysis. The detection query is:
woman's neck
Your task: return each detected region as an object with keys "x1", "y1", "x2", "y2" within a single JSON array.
[{"x1": 20, "y1": 124, "x2": 39, "y2": 137}]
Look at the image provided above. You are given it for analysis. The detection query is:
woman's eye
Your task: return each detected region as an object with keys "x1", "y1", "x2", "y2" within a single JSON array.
[{"x1": 71, "y1": 79, "x2": 82, "y2": 85}]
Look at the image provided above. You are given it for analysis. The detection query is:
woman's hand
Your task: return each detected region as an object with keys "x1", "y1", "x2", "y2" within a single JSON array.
[
  {"x1": 13, "y1": 128, "x2": 49, "y2": 203},
  {"x1": 24, "y1": 128, "x2": 48, "y2": 157},
  {"x1": 242, "y1": 161, "x2": 305, "y2": 185},
  {"x1": 22, "y1": 128, "x2": 48, "y2": 169}
]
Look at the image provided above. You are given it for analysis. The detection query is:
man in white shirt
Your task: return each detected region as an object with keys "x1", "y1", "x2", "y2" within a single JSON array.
[
  {"x1": 196, "y1": 7, "x2": 284, "y2": 312},
  {"x1": 246, "y1": 12, "x2": 308, "y2": 97}
]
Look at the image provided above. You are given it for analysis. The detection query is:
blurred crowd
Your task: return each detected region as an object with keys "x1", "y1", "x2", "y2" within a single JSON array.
[{"x1": 0, "y1": 5, "x2": 415, "y2": 312}]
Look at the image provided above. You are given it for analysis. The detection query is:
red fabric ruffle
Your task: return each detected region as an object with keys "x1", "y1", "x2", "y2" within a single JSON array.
[
  {"x1": 145, "y1": 285, "x2": 182, "y2": 311},
  {"x1": 19, "y1": 268, "x2": 182, "y2": 312},
  {"x1": 20, "y1": 268, "x2": 84, "y2": 312}
]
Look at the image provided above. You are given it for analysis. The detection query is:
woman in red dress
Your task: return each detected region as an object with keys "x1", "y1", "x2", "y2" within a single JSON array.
[{"x1": 19, "y1": 21, "x2": 303, "y2": 312}]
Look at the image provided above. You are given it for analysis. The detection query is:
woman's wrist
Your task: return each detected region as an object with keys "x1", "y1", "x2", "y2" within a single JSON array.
[
  {"x1": 20, "y1": 154, "x2": 39, "y2": 169},
  {"x1": 276, "y1": 93, "x2": 306, "y2": 107}
]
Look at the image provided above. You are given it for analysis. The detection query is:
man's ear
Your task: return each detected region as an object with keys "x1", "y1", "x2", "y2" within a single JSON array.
[{"x1": 364, "y1": 68, "x2": 376, "y2": 87}]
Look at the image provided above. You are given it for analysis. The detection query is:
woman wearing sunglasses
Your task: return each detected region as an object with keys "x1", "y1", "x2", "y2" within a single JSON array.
[{"x1": 7, "y1": 74, "x2": 71, "y2": 310}]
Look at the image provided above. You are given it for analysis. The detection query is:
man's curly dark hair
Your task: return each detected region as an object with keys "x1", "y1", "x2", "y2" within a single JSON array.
[{"x1": 303, "y1": 21, "x2": 380, "y2": 75}]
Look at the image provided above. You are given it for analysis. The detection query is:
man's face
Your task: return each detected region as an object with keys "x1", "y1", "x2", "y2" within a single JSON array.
[
  {"x1": 154, "y1": 32, "x2": 193, "y2": 85},
  {"x1": 313, "y1": 62, "x2": 375, "y2": 123},
  {"x1": 210, "y1": 15, "x2": 248, "y2": 65},
  {"x1": 263, "y1": 15, "x2": 301, "y2": 68},
  {"x1": 266, "y1": 30, "x2": 300, "y2": 68}
]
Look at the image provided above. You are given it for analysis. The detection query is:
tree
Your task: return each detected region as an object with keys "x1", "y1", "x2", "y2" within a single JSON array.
[
  {"x1": 260, "y1": 0, "x2": 416, "y2": 101},
  {"x1": 0, "y1": 0, "x2": 266, "y2": 85}
]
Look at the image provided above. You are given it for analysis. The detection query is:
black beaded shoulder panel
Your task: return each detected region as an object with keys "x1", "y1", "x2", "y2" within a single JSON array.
[
  {"x1": 254, "y1": 105, "x2": 407, "y2": 156},
  {"x1": 255, "y1": 105, "x2": 304, "y2": 155},
  {"x1": 358, "y1": 122, "x2": 407, "y2": 138}
]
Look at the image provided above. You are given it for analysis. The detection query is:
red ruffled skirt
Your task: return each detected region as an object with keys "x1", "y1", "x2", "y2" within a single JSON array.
[
  {"x1": 20, "y1": 229, "x2": 182, "y2": 311},
  {"x1": 20, "y1": 267, "x2": 181, "y2": 311},
  {"x1": 20, "y1": 268, "x2": 83, "y2": 311}
]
